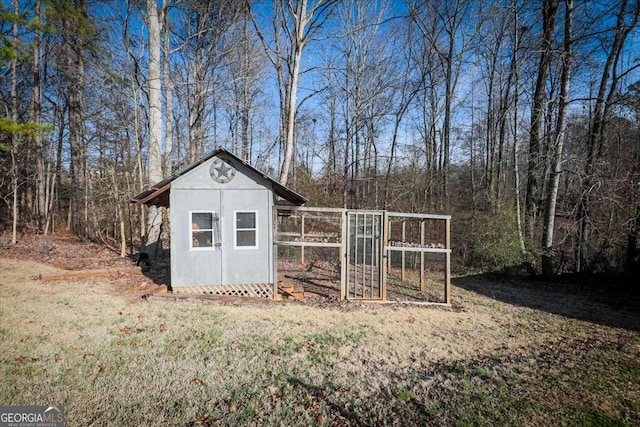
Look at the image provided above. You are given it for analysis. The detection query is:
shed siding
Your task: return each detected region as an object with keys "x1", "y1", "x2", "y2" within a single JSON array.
[
  {"x1": 170, "y1": 188, "x2": 223, "y2": 286},
  {"x1": 172, "y1": 154, "x2": 269, "y2": 191},
  {"x1": 169, "y1": 153, "x2": 274, "y2": 288}
]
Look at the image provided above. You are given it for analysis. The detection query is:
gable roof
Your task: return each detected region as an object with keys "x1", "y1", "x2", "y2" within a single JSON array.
[{"x1": 130, "y1": 148, "x2": 308, "y2": 208}]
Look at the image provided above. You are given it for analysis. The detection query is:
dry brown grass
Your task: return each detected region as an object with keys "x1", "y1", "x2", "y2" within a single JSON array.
[{"x1": 1, "y1": 256, "x2": 639, "y2": 426}]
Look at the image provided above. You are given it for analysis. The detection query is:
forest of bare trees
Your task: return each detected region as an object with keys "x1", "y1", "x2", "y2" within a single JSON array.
[{"x1": 1, "y1": 0, "x2": 639, "y2": 278}]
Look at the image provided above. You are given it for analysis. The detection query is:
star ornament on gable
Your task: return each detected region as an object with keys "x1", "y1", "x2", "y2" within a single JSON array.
[{"x1": 209, "y1": 156, "x2": 236, "y2": 184}]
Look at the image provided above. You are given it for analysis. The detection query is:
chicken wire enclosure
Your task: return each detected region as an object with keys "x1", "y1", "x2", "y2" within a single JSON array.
[
  {"x1": 274, "y1": 207, "x2": 346, "y2": 299},
  {"x1": 385, "y1": 213, "x2": 452, "y2": 304},
  {"x1": 274, "y1": 206, "x2": 452, "y2": 305},
  {"x1": 386, "y1": 251, "x2": 449, "y2": 303},
  {"x1": 346, "y1": 212, "x2": 384, "y2": 300}
]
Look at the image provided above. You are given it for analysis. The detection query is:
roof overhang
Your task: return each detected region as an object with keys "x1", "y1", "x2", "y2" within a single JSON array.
[{"x1": 130, "y1": 148, "x2": 308, "y2": 208}]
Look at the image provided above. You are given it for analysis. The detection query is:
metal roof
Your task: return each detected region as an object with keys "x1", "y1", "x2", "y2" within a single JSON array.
[{"x1": 130, "y1": 148, "x2": 308, "y2": 208}]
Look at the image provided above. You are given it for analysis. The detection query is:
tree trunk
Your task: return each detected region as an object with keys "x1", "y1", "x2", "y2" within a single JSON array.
[
  {"x1": 525, "y1": 0, "x2": 558, "y2": 242},
  {"x1": 279, "y1": 36, "x2": 303, "y2": 186},
  {"x1": 163, "y1": 0, "x2": 173, "y2": 175},
  {"x1": 241, "y1": 12, "x2": 251, "y2": 162},
  {"x1": 512, "y1": 0, "x2": 526, "y2": 255},
  {"x1": 145, "y1": 0, "x2": 164, "y2": 258},
  {"x1": 251, "y1": 0, "x2": 337, "y2": 186},
  {"x1": 10, "y1": 0, "x2": 19, "y2": 244},
  {"x1": 541, "y1": 0, "x2": 572, "y2": 279},
  {"x1": 442, "y1": 26, "x2": 454, "y2": 209},
  {"x1": 626, "y1": 205, "x2": 640, "y2": 272},
  {"x1": 575, "y1": 0, "x2": 638, "y2": 273},
  {"x1": 65, "y1": 0, "x2": 88, "y2": 236},
  {"x1": 32, "y1": 0, "x2": 46, "y2": 232}
]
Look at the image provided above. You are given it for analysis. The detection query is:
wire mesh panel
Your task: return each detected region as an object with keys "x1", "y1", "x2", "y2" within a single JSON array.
[
  {"x1": 385, "y1": 213, "x2": 452, "y2": 305},
  {"x1": 346, "y1": 212, "x2": 384, "y2": 300}
]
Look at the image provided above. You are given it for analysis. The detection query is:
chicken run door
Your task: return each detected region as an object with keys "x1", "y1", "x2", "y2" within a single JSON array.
[{"x1": 346, "y1": 211, "x2": 385, "y2": 300}]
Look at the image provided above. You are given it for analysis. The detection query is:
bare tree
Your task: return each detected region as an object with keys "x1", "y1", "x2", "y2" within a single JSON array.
[
  {"x1": 411, "y1": 20, "x2": 443, "y2": 211},
  {"x1": 525, "y1": 0, "x2": 559, "y2": 241},
  {"x1": 172, "y1": 0, "x2": 244, "y2": 160},
  {"x1": 30, "y1": 0, "x2": 47, "y2": 231},
  {"x1": 329, "y1": 0, "x2": 394, "y2": 208},
  {"x1": 225, "y1": 5, "x2": 266, "y2": 162},
  {"x1": 162, "y1": 0, "x2": 174, "y2": 173},
  {"x1": 250, "y1": 0, "x2": 338, "y2": 186},
  {"x1": 408, "y1": 0, "x2": 473, "y2": 209},
  {"x1": 145, "y1": 0, "x2": 164, "y2": 257},
  {"x1": 575, "y1": 0, "x2": 639, "y2": 272},
  {"x1": 541, "y1": 0, "x2": 573, "y2": 278},
  {"x1": 52, "y1": 0, "x2": 90, "y2": 236},
  {"x1": 384, "y1": 16, "x2": 421, "y2": 208},
  {"x1": 511, "y1": 0, "x2": 526, "y2": 254}
]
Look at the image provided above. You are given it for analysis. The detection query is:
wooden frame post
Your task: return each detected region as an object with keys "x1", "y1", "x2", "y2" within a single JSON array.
[
  {"x1": 272, "y1": 206, "x2": 279, "y2": 300},
  {"x1": 382, "y1": 211, "x2": 388, "y2": 301},
  {"x1": 300, "y1": 213, "x2": 305, "y2": 265},
  {"x1": 420, "y1": 220, "x2": 425, "y2": 291},
  {"x1": 401, "y1": 220, "x2": 406, "y2": 282},
  {"x1": 445, "y1": 217, "x2": 451, "y2": 305},
  {"x1": 387, "y1": 221, "x2": 392, "y2": 274},
  {"x1": 340, "y1": 210, "x2": 348, "y2": 300}
]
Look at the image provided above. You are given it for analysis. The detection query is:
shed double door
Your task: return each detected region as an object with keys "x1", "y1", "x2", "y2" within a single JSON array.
[{"x1": 172, "y1": 188, "x2": 271, "y2": 286}]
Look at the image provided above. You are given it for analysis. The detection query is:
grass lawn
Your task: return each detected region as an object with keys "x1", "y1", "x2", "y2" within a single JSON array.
[{"x1": 1, "y1": 257, "x2": 639, "y2": 426}]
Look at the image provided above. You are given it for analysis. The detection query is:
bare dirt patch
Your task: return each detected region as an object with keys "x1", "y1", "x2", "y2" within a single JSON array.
[
  {"x1": 0, "y1": 232, "x2": 167, "y2": 301},
  {"x1": 0, "y1": 231, "x2": 133, "y2": 270}
]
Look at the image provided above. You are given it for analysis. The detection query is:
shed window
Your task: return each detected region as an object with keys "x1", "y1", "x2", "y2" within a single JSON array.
[
  {"x1": 234, "y1": 211, "x2": 257, "y2": 249},
  {"x1": 191, "y1": 211, "x2": 220, "y2": 250}
]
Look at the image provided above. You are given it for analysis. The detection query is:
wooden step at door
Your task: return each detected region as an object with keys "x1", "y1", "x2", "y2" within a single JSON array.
[{"x1": 277, "y1": 281, "x2": 304, "y2": 298}]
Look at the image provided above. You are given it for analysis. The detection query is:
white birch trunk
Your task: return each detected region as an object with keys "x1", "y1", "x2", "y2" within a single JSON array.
[{"x1": 541, "y1": 0, "x2": 572, "y2": 278}]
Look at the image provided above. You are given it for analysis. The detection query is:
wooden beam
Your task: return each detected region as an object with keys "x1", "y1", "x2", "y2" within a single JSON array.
[
  {"x1": 401, "y1": 220, "x2": 406, "y2": 282},
  {"x1": 382, "y1": 212, "x2": 388, "y2": 301},
  {"x1": 301, "y1": 213, "x2": 305, "y2": 265},
  {"x1": 445, "y1": 217, "x2": 451, "y2": 305},
  {"x1": 420, "y1": 220, "x2": 425, "y2": 291},
  {"x1": 275, "y1": 241, "x2": 342, "y2": 248},
  {"x1": 387, "y1": 220, "x2": 393, "y2": 274},
  {"x1": 386, "y1": 212, "x2": 451, "y2": 220},
  {"x1": 275, "y1": 205, "x2": 347, "y2": 213},
  {"x1": 385, "y1": 247, "x2": 451, "y2": 254},
  {"x1": 136, "y1": 182, "x2": 171, "y2": 205},
  {"x1": 272, "y1": 206, "x2": 278, "y2": 300},
  {"x1": 340, "y1": 210, "x2": 348, "y2": 300},
  {"x1": 364, "y1": 300, "x2": 452, "y2": 307},
  {"x1": 40, "y1": 267, "x2": 142, "y2": 281}
]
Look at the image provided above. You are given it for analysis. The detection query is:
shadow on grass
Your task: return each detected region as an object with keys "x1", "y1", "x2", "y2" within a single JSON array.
[
  {"x1": 453, "y1": 273, "x2": 640, "y2": 331},
  {"x1": 286, "y1": 377, "x2": 435, "y2": 426},
  {"x1": 285, "y1": 334, "x2": 639, "y2": 426}
]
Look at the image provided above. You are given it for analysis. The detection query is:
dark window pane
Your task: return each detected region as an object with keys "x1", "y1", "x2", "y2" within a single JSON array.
[
  {"x1": 192, "y1": 212, "x2": 212, "y2": 230},
  {"x1": 192, "y1": 230, "x2": 213, "y2": 248},
  {"x1": 236, "y1": 230, "x2": 256, "y2": 247},
  {"x1": 213, "y1": 215, "x2": 221, "y2": 247},
  {"x1": 236, "y1": 212, "x2": 256, "y2": 229}
]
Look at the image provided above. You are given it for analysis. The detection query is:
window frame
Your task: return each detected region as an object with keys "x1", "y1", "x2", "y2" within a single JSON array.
[
  {"x1": 234, "y1": 210, "x2": 258, "y2": 250},
  {"x1": 189, "y1": 211, "x2": 217, "y2": 251}
]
